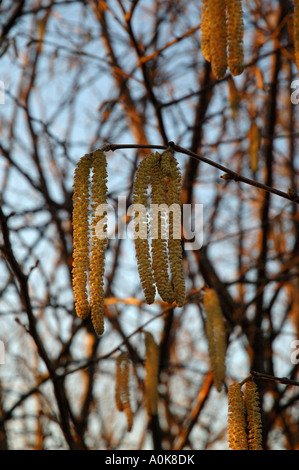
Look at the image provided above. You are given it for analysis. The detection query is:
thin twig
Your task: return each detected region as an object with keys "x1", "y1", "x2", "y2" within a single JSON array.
[
  {"x1": 102, "y1": 142, "x2": 299, "y2": 204},
  {"x1": 250, "y1": 370, "x2": 299, "y2": 387}
]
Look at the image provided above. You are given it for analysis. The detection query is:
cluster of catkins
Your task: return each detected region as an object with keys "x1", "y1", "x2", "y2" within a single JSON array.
[
  {"x1": 72, "y1": 149, "x2": 185, "y2": 335},
  {"x1": 132, "y1": 150, "x2": 186, "y2": 308},
  {"x1": 72, "y1": 150, "x2": 108, "y2": 336},
  {"x1": 228, "y1": 381, "x2": 263, "y2": 450},
  {"x1": 200, "y1": 0, "x2": 244, "y2": 79},
  {"x1": 203, "y1": 289, "x2": 263, "y2": 449}
]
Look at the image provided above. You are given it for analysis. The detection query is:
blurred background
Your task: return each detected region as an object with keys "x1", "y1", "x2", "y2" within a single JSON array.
[{"x1": 0, "y1": 0, "x2": 299, "y2": 450}]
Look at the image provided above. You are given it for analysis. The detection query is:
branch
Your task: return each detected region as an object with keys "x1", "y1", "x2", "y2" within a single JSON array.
[
  {"x1": 0, "y1": 0, "x2": 26, "y2": 45},
  {"x1": 101, "y1": 142, "x2": 299, "y2": 204},
  {"x1": 174, "y1": 372, "x2": 214, "y2": 450},
  {"x1": 0, "y1": 206, "x2": 84, "y2": 450},
  {"x1": 249, "y1": 370, "x2": 299, "y2": 387}
]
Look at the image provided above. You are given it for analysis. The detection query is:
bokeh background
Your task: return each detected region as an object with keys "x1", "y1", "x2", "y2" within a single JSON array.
[{"x1": 0, "y1": 0, "x2": 299, "y2": 450}]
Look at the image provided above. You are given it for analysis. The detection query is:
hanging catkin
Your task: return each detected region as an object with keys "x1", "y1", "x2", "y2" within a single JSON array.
[
  {"x1": 133, "y1": 153, "x2": 159, "y2": 304},
  {"x1": 244, "y1": 380, "x2": 263, "y2": 450},
  {"x1": 294, "y1": 0, "x2": 299, "y2": 74},
  {"x1": 89, "y1": 150, "x2": 108, "y2": 336},
  {"x1": 226, "y1": 0, "x2": 244, "y2": 76},
  {"x1": 115, "y1": 354, "x2": 124, "y2": 412},
  {"x1": 227, "y1": 382, "x2": 248, "y2": 450},
  {"x1": 161, "y1": 151, "x2": 185, "y2": 307},
  {"x1": 200, "y1": 0, "x2": 211, "y2": 63},
  {"x1": 150, "y1": 161, "x2": 175, "y2": 304},
  {"x1": 115, "y1": 352, "x2": 133, "y2": 432},
  {"x1": 144, "y1": 332, "x2": 159, "y2": 416},
  {"x1": 203, "y1": 288, "x2": 226, "y2": 392},
  {"x1": 208, "y1": 0, "x2": 227, "y2": 79},
  {"x1": 72, "y1": 154, "x2": 92, "y2": 320}
]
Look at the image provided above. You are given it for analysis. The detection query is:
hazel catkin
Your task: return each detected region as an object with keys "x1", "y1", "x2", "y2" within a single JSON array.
[
  {"x1": 89, "y1": 150, "x2": 108, "y2": 336},
  {"x1": 227, "y1": 382, "x2": 248, "y2": 450},
  {"x1": 144, "y1": 332, "x2": 159, "y2": 416},
  {"x1": 72, "y1": 154, "x2": 92, "y2": 320},
  {"x1": 200, "y1": 0, "x2": 211, "y2": 63},
  {"x1": 115, "y1": 354, "x2": 124, "y2": 412},
  {"x1": 200, "y1": 0, "x2": 244, "y2": 78},
  {"x1": 226, "y1": 0, "x2": 244, "y2": 76},
  {"x1": 133, "y1": 150, "x2": 185, "y2": 307},
  {"x1": 244, "y1": 380, "x2": 263, "y2": 450},
  {"x1": 133, "y1": 153, "x2": 159, "y2": 304},
  {"x1": 115, "y1": 352, "x2": 133, "y2": 432},
  {"x1": 150, "y1": 161, "x2": 175, "y2": 304},
  {"x1": 208, "y1": 0, "x2": 227, "y2": 80},
  {"x1": 203, "y1": 288, "x2": 226, "y2": 392},
  {"x1": 161, "y1": 151, "x2": 186, "y2": 307}
]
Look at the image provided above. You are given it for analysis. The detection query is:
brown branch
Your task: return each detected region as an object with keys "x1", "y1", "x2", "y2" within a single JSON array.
[
  {"x1": 101, "y1": 142, "x2": 299, "y2": 204},
  {"x1": 139, "y1": 24, "x2": 202, "y2": 65},
  {"x1": 174, "y1": 372, "x2": 214, "y2": 450},
  {"x1": 250, "y1": 370, "x2": 299, "y2": 387},
  {"x1": 0, "y1": 0, "x2": 26, "y2": 45},
  {"x1": 123, "y1": 7, "x2": 168, "y2": 143},
  {"x1": 90, "y1": 0, "x2": 149, "y2": 148},
  {"x1": 182, "y1": 60, "x2": 212, "y2": 206}
]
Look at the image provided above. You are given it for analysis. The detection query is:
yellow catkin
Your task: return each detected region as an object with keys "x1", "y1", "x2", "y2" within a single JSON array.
[
  {"x1": 72, "y1": 154, "x2": 92, "y2": 320},
  {"x1": 161, "y1": 151, "x2": 186, "y2": 307},
  {"x1": 200, "y1": 0, "x2": 211, "y2": 62},
  {"x1": 89, "y1": 150, "x2": 108, "y2": 336},
  {"x1": 208, "y1": 0, "x2": 227, "y2": 79},
  {"x1": 133, "y1": 153, "x2": 160, "y2": 304},
  {"x1": 115, "y1": 354, "x2": 124, "y2": 412},
  {"x1": 294, "y1": 0, "x2": 299, "y2": 75},
  {"x1": 150, "y1": 161, "x2": 175, "y2": 304},
  {"x1": 226, "y1": 0, "x2": 244, "y2": 76},
  {"x1": 121, "y1": 358, "x2": 133, "y2": 432},
  {"x1": 244, "y1": 380, "x2": 263, "y2": 450},
  {"x1": 227, "y1": 382, "x2": 248, "y2": 450},
  {"x1": 144, "y1": 332, "x2": 159, "y2": 416},
  {"x1": 116, "y1": 352, "x2": 134, "y2": 432},
  {"x1": 203, "y1": 288, "x2": 226, "y2": 392}
]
